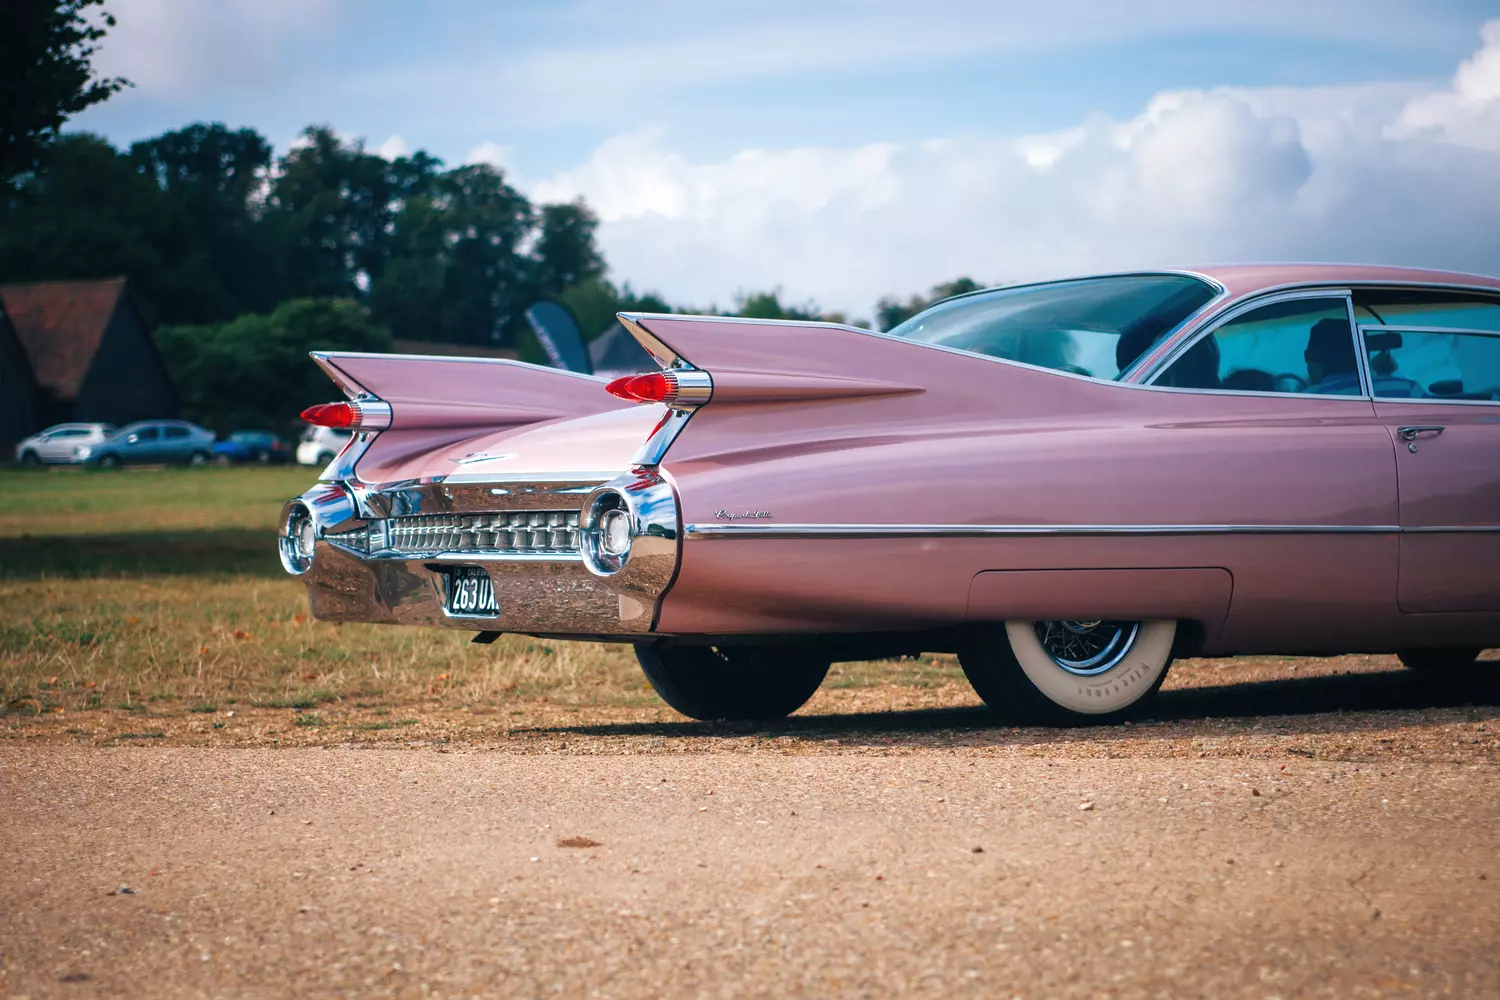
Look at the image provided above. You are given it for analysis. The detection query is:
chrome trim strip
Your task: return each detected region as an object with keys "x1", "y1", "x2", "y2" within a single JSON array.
[
  {"x1": 684, "y1": 522, "x2": 1404, "y2": 539},
  {"x1": 1401, "y1": 525, "x2": 1500, "y2": 533},
  {"x1": 1371, "y1": 397, "x2": 1500, "y2": 408},
  {"x1": 1347, "y1": 295, "x2": 1374, "y2": 398},
  {"x1": 436, "y1": 470, "x2": 623, "y2": 485},
  {"x1": 615, "y1": 314, "x2": 715, "y2": 467},
  {"x1": 1358, "y1": 325, "x2": 1500, "y2": 337},
  {"x1": 352, "y1": 549, "x2": 584, "y2": 564},
  {"x1": 617, "y1": 315, "x2": 685, "y2": 370}
]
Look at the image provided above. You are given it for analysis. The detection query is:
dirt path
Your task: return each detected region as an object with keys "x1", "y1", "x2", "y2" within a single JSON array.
[{"x1": 3, "y1": 746, "x2": 1496, "y2": 999}]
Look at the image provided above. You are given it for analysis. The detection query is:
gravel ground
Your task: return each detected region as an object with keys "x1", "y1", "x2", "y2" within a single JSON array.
[
  {"x1": 1, "y1": 748, "x2": 1496, "y2": 999},
  {"x1": 3, "y1": 659, "x2": 1499, "y2": 1000}
]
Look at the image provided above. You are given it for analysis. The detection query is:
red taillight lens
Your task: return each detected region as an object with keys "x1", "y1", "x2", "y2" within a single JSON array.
[
  {"x1": 301, "y1": 402, "x2": 357, "y2": 428},
  {"x1": 606, "y1": 372, "x2": 673, "y2": 404}
]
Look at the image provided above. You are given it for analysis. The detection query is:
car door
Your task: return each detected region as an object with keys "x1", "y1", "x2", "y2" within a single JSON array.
[
  {"x1": 36, "y1": 429, "x2": 76, "y2": 462},
  {"x1": 1147, "y1": 289, "x2": 1399, "y2": 646},
  {"x1": 123, "y1": 425, "x2": 160, "y2": 461},
  {"x1": 1354, "y1": 289, "x2": 1500, "y2": 613},
  {"x1": 161, "y1": 424, "x2": 192, "y2": 461}
]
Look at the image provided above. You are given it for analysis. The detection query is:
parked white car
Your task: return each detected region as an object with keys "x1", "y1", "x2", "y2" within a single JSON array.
[
  {"x1": 14, "y1": 423, "x2": 116, "y2": 465},
  {"x1": 296, "y1": 424, "x2": 355, "y2": 467}
]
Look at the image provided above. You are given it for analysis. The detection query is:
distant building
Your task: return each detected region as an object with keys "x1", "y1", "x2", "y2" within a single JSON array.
[
  {"x1": 0, "y1": 278, "x2": 178, "y2": 449},
  {"x1": 0, "y1": 305, "x2": 41, "y2": 455}
]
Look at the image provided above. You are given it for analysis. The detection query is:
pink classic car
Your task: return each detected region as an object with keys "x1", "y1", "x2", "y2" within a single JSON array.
[{"x1": 280, "y1": 264, "x2": 1500, "y2": 723}]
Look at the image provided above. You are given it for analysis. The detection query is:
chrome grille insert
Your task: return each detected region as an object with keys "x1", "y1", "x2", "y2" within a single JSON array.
[{"x1": 383, "y1": 511, "x2": 581, "y2": 556}]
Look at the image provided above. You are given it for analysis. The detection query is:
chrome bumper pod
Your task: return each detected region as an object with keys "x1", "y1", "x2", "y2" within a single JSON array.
[{"x1": 278, "y1": 470, "x2": 681, "y2": 637}]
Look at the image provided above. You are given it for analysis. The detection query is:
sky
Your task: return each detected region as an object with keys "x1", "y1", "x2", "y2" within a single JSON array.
[{"x1": 74, "y1": 1, "x2": 1500, "y2": 317}]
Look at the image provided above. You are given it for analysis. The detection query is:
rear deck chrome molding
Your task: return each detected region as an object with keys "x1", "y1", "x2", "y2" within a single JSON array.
[{"x1": 684, "y1": 522, "x2": 1411, "y2": 539}]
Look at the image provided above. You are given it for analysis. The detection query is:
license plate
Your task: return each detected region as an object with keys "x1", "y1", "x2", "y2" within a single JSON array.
[{"x1": 441, "y1": 566, "x2": 499, "y2": 617}]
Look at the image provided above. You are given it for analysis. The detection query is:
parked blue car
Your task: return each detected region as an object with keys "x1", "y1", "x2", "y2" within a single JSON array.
[
  {"x1": 78, "y1": 420, "x2": 217, "y2": 467},
  {"x1": 212, "y1": 430, "x2": 291, "y2": 465}
]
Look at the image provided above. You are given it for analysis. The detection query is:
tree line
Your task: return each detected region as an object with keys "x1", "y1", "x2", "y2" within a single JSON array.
[
  {"x1": 0, "y1": 122, "x2": 610, "y2": 345},
  {"x1": 1, "y1": 2, "x2": 991, "y2": 433}
]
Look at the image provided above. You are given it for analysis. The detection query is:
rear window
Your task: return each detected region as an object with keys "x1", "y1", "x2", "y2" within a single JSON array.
[{"x1": 887, "y1": 274, "x2": 1217, "y2": 380}]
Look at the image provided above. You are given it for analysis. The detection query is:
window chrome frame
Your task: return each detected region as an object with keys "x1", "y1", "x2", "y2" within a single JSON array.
[
  {"x1": 1136, "y1": 287, "x2": 1371, "y2": 400},
  {"x1": 1125, "y1": 280, "x2": 1500, "y2": 385},
  {"x1": 1357, "y1": 323, "x2": 1500, "y2": 407}
]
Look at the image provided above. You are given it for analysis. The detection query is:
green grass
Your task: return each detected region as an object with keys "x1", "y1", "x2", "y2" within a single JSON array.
[
  {"x1": 0, "y1": 467, "x2": 991, "y2": 734},
  {"x1": 0, "y1": 466, "x2": 656, "y2": 720}
]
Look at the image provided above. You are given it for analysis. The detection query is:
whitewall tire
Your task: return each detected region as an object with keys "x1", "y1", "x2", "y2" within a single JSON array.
[{"x1": 959, "y1": 619, "x2": 1176, "y2": 724}]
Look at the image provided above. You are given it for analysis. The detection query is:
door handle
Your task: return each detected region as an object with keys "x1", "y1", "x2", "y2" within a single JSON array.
[{"x1": 1397, "y1": 425, "x2": 1444, "y2": 452}]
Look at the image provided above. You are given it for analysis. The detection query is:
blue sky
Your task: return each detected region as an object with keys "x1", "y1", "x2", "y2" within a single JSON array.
[{"x1": 75, "y1": 1, "x2": 1500, "y2": 315}]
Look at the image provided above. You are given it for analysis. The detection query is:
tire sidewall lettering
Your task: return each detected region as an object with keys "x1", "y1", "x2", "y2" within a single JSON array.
[{"x1": 1005, "y1": 621, "x2": 1175, "y2": 716}]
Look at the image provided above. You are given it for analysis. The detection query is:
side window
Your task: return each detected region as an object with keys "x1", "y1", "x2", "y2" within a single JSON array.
[
  {"x1": 1354, "y1": 290, "x2": 1500, "y2": 332},
  {"x1": 1363, "y1": 330, "x2": 1500, "y2": 401},
  {"x1": 1155, "y1": 297, "x2": 1359, "y2": 395},
  {"x1": 162, "y1": 425, "x2": 189, "y2": 439},
  {"x1": 131, "y1": 426, "x2": 160, "y2": 442}
]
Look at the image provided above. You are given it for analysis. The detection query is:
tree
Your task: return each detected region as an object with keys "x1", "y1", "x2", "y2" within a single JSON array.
[
  {"x1": 734, "y1": 288, "x2": 825, "y2": 321},
  {"x1": 1, "y1": 0, "x2": 129, "y2": 185},
  {"x1": 875, "y1": 276, "x2": 985, "y2": 330},
  {"x1": 129, "y1": 123, "x2": 280, "y2": 315},
  {"x1": 154, "y1": 298, "x2": 393, "y2": 433},
  {"x1": 0, "y1": 133, "x2": 174, "y2": 320},
  {"x1": 0, "y1": 130, "x2": 274, "y2": 325},
  {"x1": 557, "y1": 277, "x2": 674, "y2": 340},
  {"x1": 531, "y1": 200, "x2": 605, "y2": 296}
]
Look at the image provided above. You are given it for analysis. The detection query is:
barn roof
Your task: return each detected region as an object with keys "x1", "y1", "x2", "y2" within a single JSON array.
[{"x1": 0, "y1": 277, "x2": 128, "y2": 400}]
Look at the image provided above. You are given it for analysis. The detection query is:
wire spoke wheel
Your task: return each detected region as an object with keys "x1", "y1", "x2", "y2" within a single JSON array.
[
  {"x1": 959, "y1": 619, "x2": 1176, "y2": 723},
  {"x1": 1033, "y1": 620, "x2": 1141, "y2": 675}
]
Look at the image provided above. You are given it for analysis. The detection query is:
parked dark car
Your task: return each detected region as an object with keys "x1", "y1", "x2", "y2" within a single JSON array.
[
  {"x1": 78, "y1": 420, "x2": 216, "y2": 467},
  {"x1": 213, "y1": 430, "x2": 291, "y2": 465}
]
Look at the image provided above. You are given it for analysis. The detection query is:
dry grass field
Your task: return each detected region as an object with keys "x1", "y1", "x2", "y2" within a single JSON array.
[
  {"x1": 2, "y1": 465, "x2": 1496, "y2": 761},
  {"x1": 0, "y1": 467, "x2": 976, "y2": 745}
]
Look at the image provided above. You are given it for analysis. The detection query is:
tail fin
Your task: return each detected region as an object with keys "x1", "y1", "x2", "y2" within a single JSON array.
[
  {"x1": 314, "y1": 351, "x2": 624, "y2": 430},
  {"x1": 309, "y1": 351, "x2": 630, "y2": 482},
  {"x1": 617, "y1": 313, "x2": 1124, "y2": 467}
]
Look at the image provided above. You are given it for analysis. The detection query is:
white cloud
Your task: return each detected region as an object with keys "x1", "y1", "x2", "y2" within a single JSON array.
[
  {"x1": 94, "y1": 0, "x2": 340, "y2": 95},
  {"x1": 529, "y1": 21, "x2": 1500, "y2": 315},
  {"x1": 377, "y1": 134, "x2": 409, "y2": 161},
  {"x1": 1388, "y1": 19, "x2": 1500, "y2": 149},
  {"x1": 465, "y1": 142, "x2": 514, "y2": 170}
]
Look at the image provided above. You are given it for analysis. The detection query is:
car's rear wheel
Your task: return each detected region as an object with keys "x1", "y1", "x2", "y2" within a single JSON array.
[
  {"x1": 19, "y1": 450, "x2": 41, "y2": 466},
  {"x1": 188, "y1": 450, "x2": 210, "y2": 466},
  {"x1": 959, "y1": 619, "x2": 1176, "y2": 724},
  {"x1": 634, "y1": 642, "x2": 830, "y2": 721},
  {"x1": 1398, "y1": 648, "x2": 1483, "y2": 671},
  {"x1": 97, "y1": 454, "x2": 120, "y2": 469},
  {"x1": 316, "y1": 451, "x2": 336, "y2": 466}
]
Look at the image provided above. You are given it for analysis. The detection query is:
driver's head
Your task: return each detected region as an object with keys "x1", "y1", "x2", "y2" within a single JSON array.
[{"x1": 1304, "y1": 318, "x2": 1356, "y2": 384}]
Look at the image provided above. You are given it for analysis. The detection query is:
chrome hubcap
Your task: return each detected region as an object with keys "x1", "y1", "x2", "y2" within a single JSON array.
[{"x1": 1034, "y1": 620, "x2": 1140, "y2": 676}]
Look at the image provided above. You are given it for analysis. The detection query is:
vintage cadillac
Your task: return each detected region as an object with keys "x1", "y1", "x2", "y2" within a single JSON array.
[{"x1": 280, "y1": 264, "x2": 1500, "y2": 723}]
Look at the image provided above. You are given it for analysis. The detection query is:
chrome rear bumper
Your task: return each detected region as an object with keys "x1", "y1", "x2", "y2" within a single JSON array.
[{"x1": 279, "y1": 470, "x2": 679, "y2": 637}]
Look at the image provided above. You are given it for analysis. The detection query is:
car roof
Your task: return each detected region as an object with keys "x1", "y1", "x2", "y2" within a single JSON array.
[{"x1": 1187, "y1": 263, "x2": 1500, "y2": 299}]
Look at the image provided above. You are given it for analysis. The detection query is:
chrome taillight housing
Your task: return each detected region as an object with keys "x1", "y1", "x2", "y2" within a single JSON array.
[{"x1": 581, "y1": 490, "x2": 632, "y2": 575}]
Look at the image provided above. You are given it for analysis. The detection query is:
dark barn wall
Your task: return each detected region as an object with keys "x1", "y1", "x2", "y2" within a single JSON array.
[
  {"x1": 0, "y1": 318, "x2": 40, "y2": 455},
  {"x1": 74, "y1": 304, "x2": 179, "y2": 425}
]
